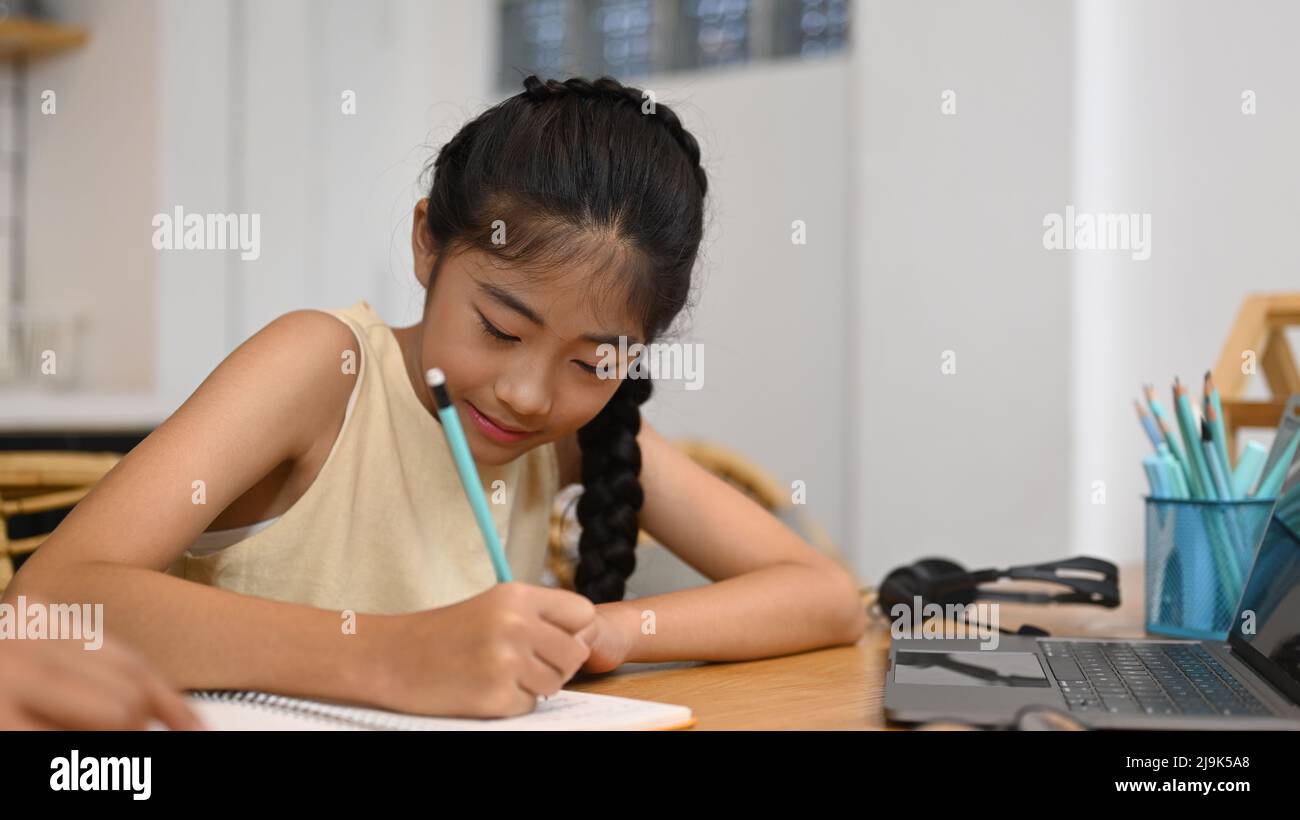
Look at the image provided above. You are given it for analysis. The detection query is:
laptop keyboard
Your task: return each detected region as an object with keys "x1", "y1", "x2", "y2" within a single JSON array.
[{"x1": 1040, "y1": 641, "x2": 1272, "y2": 717}]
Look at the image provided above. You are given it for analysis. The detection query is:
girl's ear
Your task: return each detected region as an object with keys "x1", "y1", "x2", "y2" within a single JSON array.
[{"x1": 411, "y1": 198, "x2": 440, "y2": 288}]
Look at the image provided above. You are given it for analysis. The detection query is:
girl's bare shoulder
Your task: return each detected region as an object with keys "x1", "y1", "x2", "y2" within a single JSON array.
[
  {"x1": 14, "y1": 309, "x2": 363, "y2": 573},
  {"x1": 195, "y1": 310, "x2": 363, "y2": 529},
  {"x1": 219, "y1": 310, "x2": 360, "y2": 457}
]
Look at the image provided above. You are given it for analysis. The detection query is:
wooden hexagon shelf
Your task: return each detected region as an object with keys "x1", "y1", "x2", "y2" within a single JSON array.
[
  {"x1": 1213, "y1": 293, "x2": 1300, "y2": 461},
  {"x1": 0, "y1": 17, "x2": 88, "y2": 62}
]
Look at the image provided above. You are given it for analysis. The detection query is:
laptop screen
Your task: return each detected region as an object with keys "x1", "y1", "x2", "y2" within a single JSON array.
[{"x1": 1229, "y1": 426, "x2": 1300, "y2": 707}]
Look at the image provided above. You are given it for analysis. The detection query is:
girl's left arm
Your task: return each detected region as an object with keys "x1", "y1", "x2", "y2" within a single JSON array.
[{"x1": 586, "y1": 421, "x2": 868, "y2": 668}]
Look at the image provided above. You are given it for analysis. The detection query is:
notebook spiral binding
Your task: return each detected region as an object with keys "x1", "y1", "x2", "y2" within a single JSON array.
[{"x1": 190, "y1": 690, "x2": 421, "y2": 731}]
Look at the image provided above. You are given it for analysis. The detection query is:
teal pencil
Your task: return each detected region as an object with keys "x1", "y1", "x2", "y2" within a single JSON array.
[
  {"x1": 1204, "y1": 420, "x2": 1251, "y2": 588},
  {"x1": 1205, "y1": 372, "x2": 1233, "y2": 486},
  {"x1": 1135, "y1": 399, "x2": 1164, "y2": 452},
  {"x1": 1201, "y1": 425, "x2": 1232, "y2": 501},
  {"x1": 425, "y1": 367, "x2": 513, "y2": 583},
  {"x1": 1142, "y1": 457, "x2": 1163, "y2": 497},
  {"x1": 1231, "y1": 440, "x2": 1268, "y2": 498},
  {"x1": 1174, "y1": 379, "x2": 1213, "y2": 499},
  {"x1": 1145, "y1": 384, "x2": 1195, "y2": 497},
  {"x1": 1159, "y1": 444, "x2": 1190, "y2": 498},
  {"x1": 1147, "y1": 388, "x2": 1235, "y2": 608},
  {"x1": 1152, "y1": 454, "x2": 1181, "y2": 499},
  {"x1": 1174, "y1": 379, "x2": 1246, "y2": 599},
  {"x1": 1255, "y1": 434, "x2": 1300, "y2": 498}
]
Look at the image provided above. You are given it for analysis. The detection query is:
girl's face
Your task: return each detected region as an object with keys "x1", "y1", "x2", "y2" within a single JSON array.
[{"x1": 408, "y1": 199, "x2": 642, "y2": 466}]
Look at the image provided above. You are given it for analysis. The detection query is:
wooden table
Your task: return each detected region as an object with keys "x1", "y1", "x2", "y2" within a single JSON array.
[{"x1": 569, "y1": 563, "x2": 1145, "y2": 729}]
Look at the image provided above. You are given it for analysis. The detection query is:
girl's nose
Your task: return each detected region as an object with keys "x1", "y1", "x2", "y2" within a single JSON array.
[{"x1": 495, "y1": 365, "x2": 552, "y2": 422}]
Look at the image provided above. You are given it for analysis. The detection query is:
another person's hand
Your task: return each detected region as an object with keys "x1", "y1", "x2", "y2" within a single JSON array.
[{"x1": 0, "y1": 636, "x2": 206, "y2": 730}]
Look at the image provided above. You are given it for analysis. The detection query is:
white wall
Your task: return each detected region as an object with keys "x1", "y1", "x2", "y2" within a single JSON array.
[
  {"x1": 156, "y1": 0, "x2": 495, "y2": 409},
  {"x1": 631, "y1": 58, "x2": 853, "y2": 558},
  {"x1": 844, "y1": 0, "x2": 1300, "y2": 582},
  {"x1": 28, "y1": 0, "x2": 158, "y2": 391},
  {"x1": 850, "y1": 0, "x2": 1076, "y2": 581},
  {"x1": 1072, "y1": 0, "x2": 1300, "y2": 566},
  {"x1": 155, "y1": 0, "x2": 232, "y2": 409}
]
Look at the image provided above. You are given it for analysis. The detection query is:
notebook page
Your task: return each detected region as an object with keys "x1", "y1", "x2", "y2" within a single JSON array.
[
  {"x1": 188, "y1": 689, "x2": 693, "y2": 731},
  {"x1": 189, "y1": 697, "x2": 363, "y2": 731}
]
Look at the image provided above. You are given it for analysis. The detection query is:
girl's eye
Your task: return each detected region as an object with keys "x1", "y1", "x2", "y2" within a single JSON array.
[
  {"x1": 476, "y1": 308, "x2": 602, "y2": 377},
  {"x1": 476, "y1": 311, "x2": 518, "y2": 344}
]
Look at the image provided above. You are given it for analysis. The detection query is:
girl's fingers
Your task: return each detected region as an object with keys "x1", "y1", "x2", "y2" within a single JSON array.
[
  {"x1": 529, "y1": 620, "x2": 591, "y2": 681},
  {"x1": 39, "y1": 641, "x2": 153, "y2": 720},
  {"x1": 78, "y1": 637, "x2": 207, "y2": 730},
  {"x1": 531, "y1": 587, "x2": 597, "y2": 635},
  {"x1": 0, "y1": 704, "x2": 54, "y2": 731},
  {"x1": 11, "y1": 639, "x2": 201, "y2": 730},
  {"x1": 14, "y1": 672, "x2": 152, "y2": 730},
  {"x1": 516, "y1": 653, "x2": 566, "y2": 700},
  {"x1": 135, "y1": 668, "x2": 207, "y2": 730}
]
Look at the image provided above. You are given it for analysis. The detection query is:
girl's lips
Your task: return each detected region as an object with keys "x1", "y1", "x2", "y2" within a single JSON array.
[{"x1": 464, "y1": 400, "x2": 534, "y2": 443}]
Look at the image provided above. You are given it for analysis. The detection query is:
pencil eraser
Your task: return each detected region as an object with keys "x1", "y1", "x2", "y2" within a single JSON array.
[{"x1": 424, "y1": 368, "x2": 445, "y2": 387}]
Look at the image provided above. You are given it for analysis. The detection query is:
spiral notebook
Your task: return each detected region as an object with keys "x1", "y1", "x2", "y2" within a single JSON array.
[{"x1": 187, "y1": 689, "x2": 696, "y2": 731}]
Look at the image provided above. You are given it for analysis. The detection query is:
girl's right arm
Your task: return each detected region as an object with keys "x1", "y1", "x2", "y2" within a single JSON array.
[{"x1": 4, "y1": 311, "x2": 594, "y2": 717}]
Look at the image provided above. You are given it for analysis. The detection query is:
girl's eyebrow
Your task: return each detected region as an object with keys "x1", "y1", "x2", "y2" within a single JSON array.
[{"x1": 477, "y1": 281, "x2": 640, "y2": 346}]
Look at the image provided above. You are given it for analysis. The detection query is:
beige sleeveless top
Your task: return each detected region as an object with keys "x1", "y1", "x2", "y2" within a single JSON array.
[{"x1": 171, "y1": 300, "x2": 561, "y2": 615}]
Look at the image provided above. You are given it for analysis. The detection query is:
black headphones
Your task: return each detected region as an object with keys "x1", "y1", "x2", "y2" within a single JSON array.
[{"x1": 876, "y1": 556, "x2": 1121, "y2": 637}]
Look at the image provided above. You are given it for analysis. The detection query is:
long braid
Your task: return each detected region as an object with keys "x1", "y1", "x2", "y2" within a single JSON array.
[{"x1": 574, "y1": 374, "x2": 654, "y2": 603}]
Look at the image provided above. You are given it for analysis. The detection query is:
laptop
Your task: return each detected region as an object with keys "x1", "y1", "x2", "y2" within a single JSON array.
[{"x1": 885, "y1": 435, "x2": 1300, "y2": 730}]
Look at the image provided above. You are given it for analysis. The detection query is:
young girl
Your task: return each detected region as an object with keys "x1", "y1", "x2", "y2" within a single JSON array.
[{"x1": 7, "y1": 75, "x2": 866, "y2": 719}]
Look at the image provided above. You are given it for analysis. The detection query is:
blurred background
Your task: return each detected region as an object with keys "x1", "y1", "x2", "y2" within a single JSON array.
[{"x1": 2, "y1": 0, "x2": 1299, "y2": 588}]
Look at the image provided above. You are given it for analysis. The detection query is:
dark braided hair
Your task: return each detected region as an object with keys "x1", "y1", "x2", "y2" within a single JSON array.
[{"x1": 421, "y1": 75, "x2": 708, "y2": 603}]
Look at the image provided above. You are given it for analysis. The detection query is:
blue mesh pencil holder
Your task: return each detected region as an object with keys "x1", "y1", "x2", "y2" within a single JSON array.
[{"x1": 1144, "y1": 496, "x2": 1275, "y2": 640}]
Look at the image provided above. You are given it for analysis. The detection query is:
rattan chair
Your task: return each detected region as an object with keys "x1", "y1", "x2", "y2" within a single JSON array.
[
  {"x1": 545, "y1": 438, "x2": 858, "y2": 595},
  {"x1": 0, "y1": 451, "x2": 121, "y2": 594}
]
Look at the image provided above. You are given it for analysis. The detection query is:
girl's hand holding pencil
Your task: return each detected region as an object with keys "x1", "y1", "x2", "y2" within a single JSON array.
[
  {"x1": 411, "y1": 366, "x2": 619, "y2": 712},
  {"x1": 372, "y1": 582, "x2": 596, "y2": 718}
]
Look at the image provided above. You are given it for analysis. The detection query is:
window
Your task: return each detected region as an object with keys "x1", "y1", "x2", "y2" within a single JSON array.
[
  {"x1": 589, "y1": 0, "x2": 659, "y2": 78},
  {"x1": 675, "y1": 0, "x2": 750, "y2": 70},
  {"x1": 498, "y1": 0, "x2": 584, "y2": 91},
  {"x1": 498, "y1": 0, "x2": 851, "y2": 92},
  {"x1": 772, "y1": 0, "x2": 850, "y2": 59}
]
